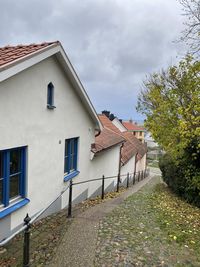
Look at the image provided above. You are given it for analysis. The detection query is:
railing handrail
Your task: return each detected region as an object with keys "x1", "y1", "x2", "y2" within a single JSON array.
[
  {"x1": 0, "y1": 168, "x2": 150, "y2": 246},
  {"x1": 0, "y1": 184, "x2": 70, "y2": 247},
  {"x1": 72, "y1": 170, "x2": 145, "y2": 186}
]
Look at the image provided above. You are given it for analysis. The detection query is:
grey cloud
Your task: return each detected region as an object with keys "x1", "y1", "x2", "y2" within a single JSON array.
[{"x1": 0, "y1": 0, "x2": 187, "y2": 120}]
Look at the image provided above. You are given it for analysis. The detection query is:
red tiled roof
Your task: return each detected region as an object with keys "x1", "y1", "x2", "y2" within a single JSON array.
[
  {"x1": 98, "y1": 114, "x2": 121, "y2": 134},
  {"x1": 122, "y1": 121, "x2": 145, "y2": 131},
  {"x1": 95, "y1": 114, "x2": 147, "y2": 164},
  {"x1": 121, "y1": 140, "x2": 137, "y2": 165},
  {"x1": 92, "y1": 128, "x2": 124, "y2": 153},
  {"x1": 0, "y1": 41, "x2": 59, "y2": 68},
  {"x1": 122, "y1": 132, "x2": 147, "y2": 160}
]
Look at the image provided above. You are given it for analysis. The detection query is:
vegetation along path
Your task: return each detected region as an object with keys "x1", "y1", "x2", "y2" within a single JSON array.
[{"x1": 95, "y1": 175, "x2": 200, "y2": 267}]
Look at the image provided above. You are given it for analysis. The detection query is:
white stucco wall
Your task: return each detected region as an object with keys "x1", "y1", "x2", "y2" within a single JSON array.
[
  {"x1": 120, "y1": 155, "x2": 136, "y2": 185},
  {"x1": 89, "y1": 145, "x2": 121, "y2": 197},
  {"x1": 136, "y1": 154, "x2": 147, "y2": 172},
  {"x1": 0, "y1": 56, "x2": 97, "y2": 237},
  {"x1": 121, "y1": 155, "x2": 136, "y2": 176}
]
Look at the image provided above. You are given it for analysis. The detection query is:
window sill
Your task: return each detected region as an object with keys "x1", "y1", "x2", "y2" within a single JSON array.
[
  {"x1": 47, "y1": 104, "x2": 56, "y2": 109},
  {"x1": 0, "y1": 198, "x2": 30, "y2": 219},
  {"x1": 64, "y1": 170, "x2": 80, "y2": 182}
]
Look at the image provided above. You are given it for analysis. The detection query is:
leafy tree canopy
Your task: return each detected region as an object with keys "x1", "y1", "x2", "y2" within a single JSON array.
[{"x1": 137, "y1": 56, "x2": 200, "y2": 158}]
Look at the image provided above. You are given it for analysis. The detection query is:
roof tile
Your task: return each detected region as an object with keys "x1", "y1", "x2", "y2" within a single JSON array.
[
  {"x1": 95, "y1": 114, "x2": 147, "y2": 164},
  {"x1": 0, "y1": 41, "x2": 59, "y2": 68},
  {"x1": 123, "y1": 121, "x2": 145, "y2": 131}
]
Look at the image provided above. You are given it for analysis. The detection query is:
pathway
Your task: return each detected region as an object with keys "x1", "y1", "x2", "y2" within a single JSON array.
[{"x1": 49, "y1": 171, "x2": 156, "y2": 267}]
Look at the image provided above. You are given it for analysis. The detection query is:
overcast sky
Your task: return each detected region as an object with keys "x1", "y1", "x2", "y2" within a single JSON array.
[{"x1": 0, "y1": 0, "x2": 187, "y2": 121}]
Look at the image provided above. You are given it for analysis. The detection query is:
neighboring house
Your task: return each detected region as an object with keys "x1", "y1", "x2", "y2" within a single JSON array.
[
  {"x1": 122, "y1": 120, "x2": 145, "y2": 142},
  {"x1": 97, "y1": 114, "x2": 147, "y2": 185},
  {"x1": 122, "y1": 131, "x2": 147, "y2": 173},
  {"x1": 0, "y1": 41, "x2": 102, "y2": 240},
  {"x1": 90, "y1": 126, "x2": 124, "y2": 196},
  {"x1": 97, "y1": 114, "x2": 136, "y2": 186}
]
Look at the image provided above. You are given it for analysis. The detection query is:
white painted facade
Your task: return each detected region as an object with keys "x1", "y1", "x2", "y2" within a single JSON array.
[
  {"x1": 0, "y1": 55, "x2": 100, "y2": 240},
  {"x1": 89, "y1": 145, "x2": 121, "y2": 197},
  {"x1": 121, "y1": 156, "x2": 136, "y2": 176},
  {"x1": 112, "y1": 118, "x2": 127, "y2": 132},
  {"x1": 0, "y1": 42, "x2": 148, "y2": 241},
  {"x1": 121, "y1": 155, "x2": 136, "y2": 185},
  {"x1": 136, "y1": 155, "x2": 147, "y2": 173}
]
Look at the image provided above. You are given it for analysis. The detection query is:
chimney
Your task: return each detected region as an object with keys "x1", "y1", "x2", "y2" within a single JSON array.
[
  {"x1": 102, "y1": 110, "x2": 110, "y2": 118},
  {"x1": 129, "y1": 118, "x2": 133, "y2": 123},
  {"x1": 109, "y1": 113, "x2": 115, "y2": 121},
  {"x1": 119, "y1": 119, "x2": 123, "y2": 123}
]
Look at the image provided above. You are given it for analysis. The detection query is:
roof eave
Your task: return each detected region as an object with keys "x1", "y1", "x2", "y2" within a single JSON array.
[
  {"x1": 0, "y1": 42, "x2": 102, "y2": 131},
  {"x1": 93, "y1": 140, "x2": 124, "y2": 155}
]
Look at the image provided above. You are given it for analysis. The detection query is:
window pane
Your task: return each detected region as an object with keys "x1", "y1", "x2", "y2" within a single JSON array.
[
  {"x1": 10, "y1": 149, "x2": 20, "y2": 175},
  {"x1": 65, "y1": 140, "x2": 69, "y2": 157},
  {"x1": 64, "y1": 157, "x2": 69, "y2": 173},
  {"x1": 71, "y1": 139, "x2": 75, "y2": 155},
  {"x1": 70, "y1": 155, "x2": 74, "y2": 171},
  {"x1": 73, "y1": 154, "x2": 77, "y2": 170},
  {"x1": 0, "y1": 152, "x2": 2, "y2": 178},
  {"x1": 0, "y1": 179, "x2": 3, "y2": 204},
  {"x1": 10, "y1": 175, "x2": 20, "y2": 199}
]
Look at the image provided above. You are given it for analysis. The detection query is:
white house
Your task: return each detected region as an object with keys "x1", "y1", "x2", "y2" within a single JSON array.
[
  {"x1": 0, "y1": 41, "x2": 148, "y2": 242},
  {"x1": 97, "y1": 114, "x2": 147, "y2": 186},
  {"x1": 90, "y1": 126, "x2": 124, "y2": 196},
  {"x1": 98, "y1": 113, "x2": 147, "y2": 175},
  {"x1": 0, "y1": 41, "x2": 102, "y2": 241}
]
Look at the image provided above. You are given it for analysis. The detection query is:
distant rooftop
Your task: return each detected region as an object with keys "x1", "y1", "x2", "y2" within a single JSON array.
[{"x1": 122, "y1": 121, "x2": 145, "y2": 132}]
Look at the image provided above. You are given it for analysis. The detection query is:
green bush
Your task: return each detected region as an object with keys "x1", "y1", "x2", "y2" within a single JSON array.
[{"x1": 159, "y1": 152, "x2": 200, "y2": 207}]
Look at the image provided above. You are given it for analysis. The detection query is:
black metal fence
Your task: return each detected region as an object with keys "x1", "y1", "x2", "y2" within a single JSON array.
[
  {"x1": 0, "y1": 168, "x2": 150, "y2": 266},
  {"x1": 67, "y1": 168, "x2": 150, "y2": 217}
]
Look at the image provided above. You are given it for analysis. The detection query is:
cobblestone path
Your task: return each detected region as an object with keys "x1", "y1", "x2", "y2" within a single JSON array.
[{"x1": 94, "y1": 176, "x2": 200, "y2": 267}]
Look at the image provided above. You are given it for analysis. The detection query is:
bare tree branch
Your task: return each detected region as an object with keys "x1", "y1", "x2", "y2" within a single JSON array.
[{"x1": 179, "y1": 0, "x2": 200, "y2": 56}]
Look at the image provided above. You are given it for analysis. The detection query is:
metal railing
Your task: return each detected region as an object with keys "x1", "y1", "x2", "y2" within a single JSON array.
[
  {"x1": 67, "y1": 168, "x2": 150, "y2": 217},
  {"x1": 0, "y1": 168, "x2": 150, "y2": 266}
]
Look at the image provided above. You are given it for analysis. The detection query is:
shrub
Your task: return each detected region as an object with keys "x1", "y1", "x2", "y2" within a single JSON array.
[{"x1": 159, "y1": 152, "x2": 200, "y2": 207}]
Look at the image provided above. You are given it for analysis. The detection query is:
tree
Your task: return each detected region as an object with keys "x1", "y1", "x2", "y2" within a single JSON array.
[
  {"x1": 137, "y1": 56, "x2": 200, "y2": 205},
  {"x1": 137, "y1": 56, "x2": 200, "y2": 158},
  {"x1": 179, "y1": 0, "x2": 200, "y2": 56}
]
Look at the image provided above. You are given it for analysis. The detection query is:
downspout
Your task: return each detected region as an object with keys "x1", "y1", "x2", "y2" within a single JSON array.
[
  {"x1": 134, "y1": 152, "x2": 138, "y2": 176},
  {"x1": 117, "y1": 142, "x2": 124, "y2": 191}
]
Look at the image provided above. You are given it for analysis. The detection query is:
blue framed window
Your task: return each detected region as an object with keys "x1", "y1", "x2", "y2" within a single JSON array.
[
  {"x1": 47, "y1": 82, "x2": 55, "y2": 109},
  {"x1": 0, "y1": 147, "x2": 27, "y2": 207},
  {"x1": 64, "y1": 138, "x2": 79, "y2": 181}
]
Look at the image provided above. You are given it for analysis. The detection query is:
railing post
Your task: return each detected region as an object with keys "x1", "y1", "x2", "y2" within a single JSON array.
[
  {"x1": 126, "y1": 173, "x2": 129, "y2": 188},
  {"x1": 117, "y1": 173, "x2": 120, "y2": 192},
  {"x1": 68, "y1": 179, "x2": 73, "y2": 218},
  {"x1": 23, "y1": 213, "x2": 31, "y2": 267},
  {"x1": 138, "y1": 171, "x2": 140, "y2": 182},
  {"x1": 101, "y1": 175, "x2": 105, "y2": 199}
]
